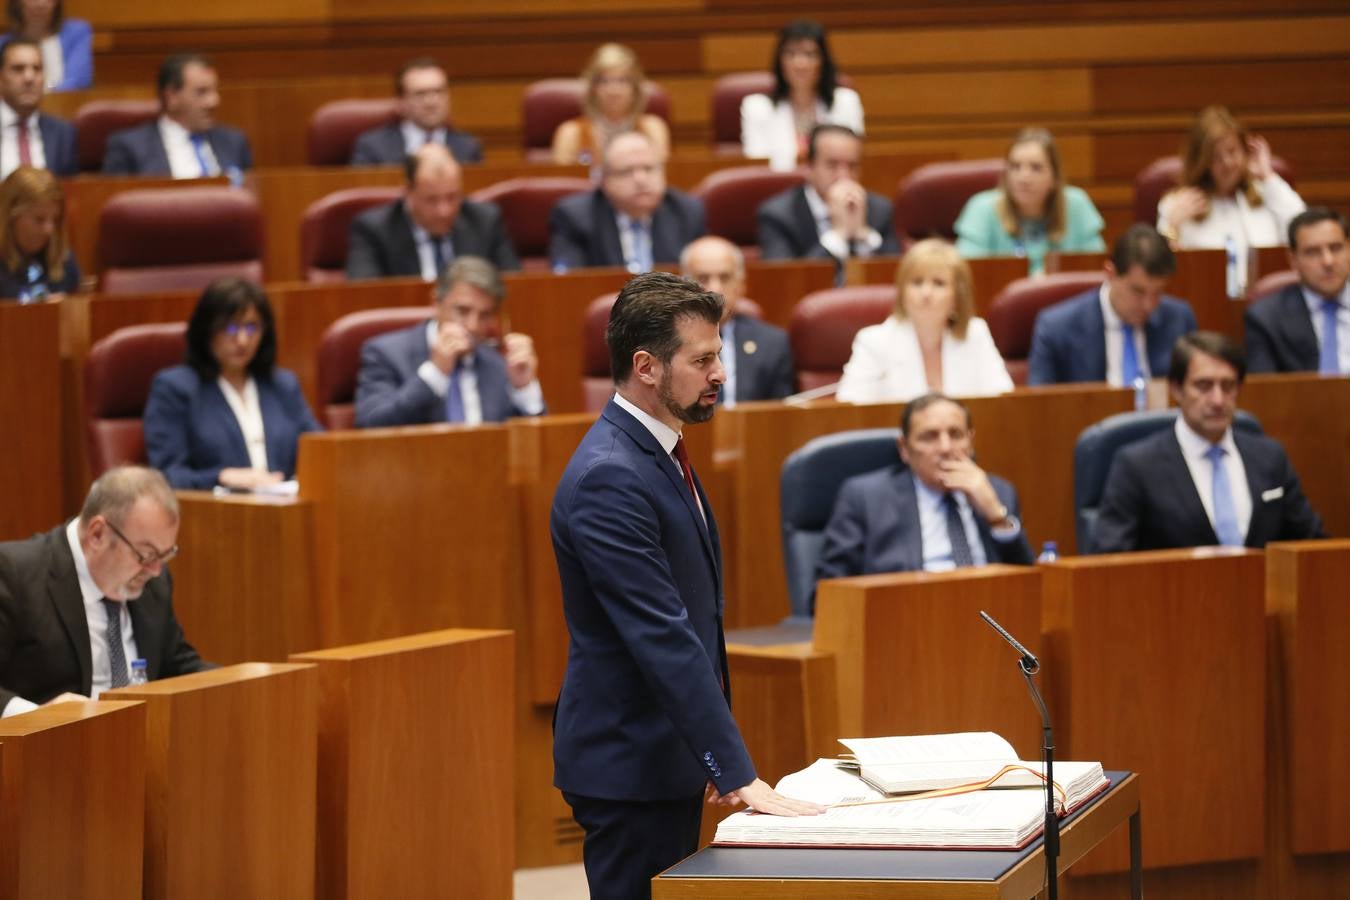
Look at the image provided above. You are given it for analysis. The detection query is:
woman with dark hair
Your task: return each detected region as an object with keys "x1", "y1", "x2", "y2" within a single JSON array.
[
  {"x1": 954, "y1": 127, "x2": 1105, "y2": 276},
  {"x1": 740, "y1": 19, "x2": 863, "y2": 171},
  {"x1": 143, "y1": 278, "x2": 322, "y2": 490},
  {"x1": 2, "y1": 0, "x2": 91, "y2": 91},
  {"x1": 0, "y1": 165, "x2": 77, "y2": 300}
]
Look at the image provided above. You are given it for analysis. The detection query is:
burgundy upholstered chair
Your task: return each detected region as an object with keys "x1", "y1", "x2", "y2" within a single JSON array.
[
  {"x1": 893, "y1": 159, "x2": 1004, "y2": 246},
  {"x1": 73, "y1": 99, "x2": 159, "y2": 172},
  {"x1": 84, "y1": 323, "x2": 187, "y2": 476},
  {"x1": 985, "y1": 271, "x2": 1107, "y2": 385},
  {"x1": 520, "y1": 78, "x2": 671, "y2": 161},
  {"x1": 307, "y1": 98, "x2": 402, "y2": 166},
  {"x1": 98, "y1": 187, "x2": 264, "y2": 294},
  {"x1": 1132, "y1": 155, "x2": 1295, "y2": 225},
  {"x1": 790, "y1": 285, "x2": 897, "y2": 392},
  {"x1": 709, "y1": 72, "x2": 775, "y2": 154},
  {"x1": 1247, "y1": 268, "x2": 1298, "y2": 304},
  {"x1": 690, "y1": 165, "x2": 806, "y2": 257},
  {"x1": 299, "y1": 186, "x2": 403, "y2": 282},
  {"x1": 468, "y1": 177, "x2": 592, "y2": 269},
  {"x1": 315, "y1": 306, "x2": 436, "y2": 430}
]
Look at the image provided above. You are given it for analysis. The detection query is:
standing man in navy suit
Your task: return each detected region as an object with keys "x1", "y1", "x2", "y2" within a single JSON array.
[
  {"x1": 1245, "y1": 207, "x2": 1350, "y2": 374},
  {"x1": 102, "y1": 54, "x2": 252, "y2": 178},
  {"x1": 1028, "y1": 224, "x2": 1197, "y2": 386},
  {"x1": 548, "y1": 131, "x2": 705, "y2": 273},
  {"x1": 350, "y1": 58, "x2": 482, "y2": 166},
  {"x1": 1092, "y1": 332, "x2": 1325, "y2": 553},
  {"x1": 816, "y1": 393, "x2": 1033, "y2": 590},
  {"x1": 0, "y1": 39, "x2": 77, "y2": 176},
  {"x1": 551, "y1": 273, "x2": 822, "y2": 899},
  {"x1": 354, "y1": 255, "x2": 543, "y2": 427},
  {"x1": 680, "y1": 235, "x2": 795, "y2": 404}
]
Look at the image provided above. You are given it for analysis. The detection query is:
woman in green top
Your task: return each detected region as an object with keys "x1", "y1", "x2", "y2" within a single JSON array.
[{"x1": 954, "y1": 127, "x2": 1105, "y2": 275}]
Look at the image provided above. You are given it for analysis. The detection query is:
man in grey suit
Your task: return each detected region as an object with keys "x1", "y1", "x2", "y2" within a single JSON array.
[
  {"x1": 0, "y1": 467, "x2": 210, "y2": 718},
  {"x1": 350, "y1": 58, "x2": 482, "y2": 166},
  {"x1": 347, "y1": 143, "x2": 519, "y2": 279},
  {"x1": 680, "y1": 235, "x2": 795, "y2": 404},
  {"x1": 816, "y1": 393, "x2": 1033, "y2": 592},
  {"x1": 0, "y1": 39, "x2": 77, "y2": 176}
]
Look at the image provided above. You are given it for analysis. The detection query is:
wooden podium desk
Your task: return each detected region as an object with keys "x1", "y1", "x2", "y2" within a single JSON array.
[
  {"x1": 654, "y1": 772, "x2": 1142, "y2": 900},
  {"x1": 0, "y1": 300, "x2": 62, "y2": 540}
]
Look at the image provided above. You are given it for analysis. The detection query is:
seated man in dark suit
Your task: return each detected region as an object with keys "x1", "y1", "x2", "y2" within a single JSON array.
[
  {"x1": 1245, "y1": 207, "x2": 1349, "y2": 375},
  {"x1": 355, "y1": 255, "x2": 543, "y2": 427},
  {"x1": 680, "y1": 235, "x2": 795, "y2": 404},
  {"x1": 0, "y1": 466, "x2": 211, "y2": 718},
  {"x1": 350, "y1": 57, "x2": 483, "y2": 166},
  {"x1": 102, "y1": 54, "x2": 252, "y2": 179},
  {"x1": 0, "y1": 39, "x2": 76, "y2": 177},
  {"x1": 347, "y1": 143, "x2": 518, "y2": 280},
  {"x1": 816, "y1": 393, "x2": 1033, "y2": 587},
  {"x1": 548, "y1": 130, "x2": 705, "y2": 273},
  {"x1": 1028, "y1": 224, "x2": 1198, "y2": 386},
  {"x1": 1093, "y1": 331, "x2": 1325, "y2": 553},
  {"x1": 757, "y1": 124, "x2": 899, "y2": 264}
]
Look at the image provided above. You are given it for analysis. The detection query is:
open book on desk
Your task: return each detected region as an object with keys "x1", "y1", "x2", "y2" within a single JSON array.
[{"x1": 839, "y1": 731, "x2": 1095, "y2": 796}]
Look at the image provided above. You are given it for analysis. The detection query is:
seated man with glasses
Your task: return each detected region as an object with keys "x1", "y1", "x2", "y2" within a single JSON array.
[{"x1": 0, "y1": 466, "x2": 211, "y2": 717}]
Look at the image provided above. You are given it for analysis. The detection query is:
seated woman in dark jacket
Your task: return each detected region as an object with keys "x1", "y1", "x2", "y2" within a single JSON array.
[
  {"x1": 0, "y1": 166, "x2": 79, "y2": 301},
  {"x1": 143, "y1": 278, "x2": 322, "y2": 490}
]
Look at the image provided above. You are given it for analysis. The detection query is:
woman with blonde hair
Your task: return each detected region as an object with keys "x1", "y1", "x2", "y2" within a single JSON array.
[
  {"x1": 837, "y1": 238, "x2": 1013, "y2": 403},
  {"x1": 0, "y1": 165, "x2": 78, "y2": 300},
  {"x1": 955, "y1": 127, "x2": 1105, "y2": 275},
  {"x1": 550, "y1": 43, "x2": 670, "y2": 165}
]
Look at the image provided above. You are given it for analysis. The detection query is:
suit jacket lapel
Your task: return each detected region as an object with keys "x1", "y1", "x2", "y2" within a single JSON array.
[
  {"x1": 474, "y1": 349, "x2": 507, "y2": 423},
  {"x1": 891, "y1": 469, "x2": 926, "y2": 573},
  {"x1": 1281, "y1": 288, "x2": 1321, "y2": 369},
  {"x1": 47, "y1": 528, "x2": 93, "y2": 694},
  {"x1": 593, "y1": 195, "x2": 625, "y2": 267},
  {"x1": 733, "y1": 321, "x2": 758, "y2": 403},
  {"x1": 650, "y1": 196, "x2": 678, "y2": 264},
  {"x1": 393, "y1": 202, "x2": 424, "y2": 276},
  {"x1": 1081, "y1": 299, "x2": 1109, "y2": 382},
  {"x1": 1162, "y1": 431, "x2": 1219, "y2": 543},
  {"x1": 1144, "y1": 307, "x2": 1173, "y2": 376},
  {"x1": 205, "y1": 381, "x2": 252, "y2": 466},
  {"x1": 150, "y1": 125, "x2": 173, "y2": 175},
  {"x1": 255, "y1": 379, "x2": 287, "y2": 472},
  {"x1": 1235, "y1": 432, "x2": 1275, "y2": 546},
  {"x1": 791, "y1": 188, "x2": 821, "y2": 252}
]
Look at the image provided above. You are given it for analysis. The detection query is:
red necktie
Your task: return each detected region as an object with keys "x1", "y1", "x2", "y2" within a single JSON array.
[
  {"x1": 672, "y1": 437, "x2": 699, "y2": 506},
  {"x1": 16, "y1": 119, "x2": 31, "y2": 167}
]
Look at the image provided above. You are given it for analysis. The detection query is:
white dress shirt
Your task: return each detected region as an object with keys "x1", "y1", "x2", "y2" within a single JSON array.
[
  {"x1": 740, "y1": 87, "x2": 865, "y2": 172},
  {"x1": 1174, "y1": 417, "x2": 1253, "y2": 542},
  {"x1": 1098, "y1": 284, "x2": 1151, "y2": 387},
  {"x1": 1303, "y1": 282, "x2": 1350, "y2": 375},
  {"x1": 836, "y1": 315, "x2": 1014, "y2": 404},
  {"x1": 415, "y1": 321, "x2": 544, "y2": 423},
  {"x1": 0, "y1": 100, "x2": 46, "y2": 178},
  {"x1": 159, "y1": 115, "x2": 220, "y2": 179},
  {"x1": 613, "y1": 392, "x2": 703, "y2": 520},
  {"x1": 719, "y1": 318, "x2": 738, "y2": 409},
  {"x1": 803, "y1": 184, "x2": 882, "y2": 261},
  {"x1": 217, "y1": 376, "x2": 269, "y2": 471}
]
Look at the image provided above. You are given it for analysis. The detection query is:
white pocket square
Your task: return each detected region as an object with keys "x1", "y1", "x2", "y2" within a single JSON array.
[{"x1": 1261, "y1": 487, "x2": 1284, "y2": 502}]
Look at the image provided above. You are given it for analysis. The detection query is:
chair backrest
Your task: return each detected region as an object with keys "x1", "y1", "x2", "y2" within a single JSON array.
[
  {"x1": 691, "y1": 165, "x2": 805, "y2": 255},
  {"x1": 73, "y1": 99, "x2": 159, "y2": 172},
  {"x1": 520, "y1": 78, "x2": 671, "y2": 158},
  {"x1": 1247, "y1": 268, "x2": 1298, "y2": 303},
  {"x1": 307, "y1": 98, "x2": 401, "y2": 166},
  {"x1": 84, "y1": 323, "x2": 187, "y2": 476},
  {"x1": 893, "y1": 158, "x2": 1004, "y2": 245},
  {"x1": 468, "y1": 177, "x2": 592, "y2": 268},
  {"x1": 985, "y1": 271, "x2": 1106, "y2": 384},
  {"x1": 1132, "y1": 154, "x2": 1296, "y2": 225},
  {"x1": 1073, "y1": 408, "x2": 1263, "y2": 553},
  {"x1": 789, "y1": 284, "x2": 895, "y2": 391},
  {"x1": 709, "y1": 72, "x2": 775, "y2": 150},
  {"x1": 780, "y1": 428, "x2": 902, "y2": 618},
  {"x1": 98, "y1": 187, "x2": 264, "y2": 294},
  {"x1": 315, "y1": 306, "x2": 434, "y2": 430},
  {"x1": 299, "y1": 185, "x2": 404, "y2": 282}
]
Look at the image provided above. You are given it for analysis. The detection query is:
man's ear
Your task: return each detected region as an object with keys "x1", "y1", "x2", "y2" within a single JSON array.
[{"x1": 632, "y1": 350, "x2": 658, "y2": 387}]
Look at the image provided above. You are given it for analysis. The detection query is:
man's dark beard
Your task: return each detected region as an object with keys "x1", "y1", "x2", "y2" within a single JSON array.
[{"x1": 658, "y1": 368, "x2": 717, "y2": 424}]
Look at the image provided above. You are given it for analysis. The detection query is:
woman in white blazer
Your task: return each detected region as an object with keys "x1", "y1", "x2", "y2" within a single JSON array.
[
  {"x1": 837, "y1": 239, "x2": 1014, "y2": 404},
  {"x1": 740, "y1": 19, "x2": 864, "y2": 172}
]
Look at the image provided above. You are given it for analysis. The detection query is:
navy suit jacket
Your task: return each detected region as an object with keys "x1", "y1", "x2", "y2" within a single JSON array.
[
  {"x1": 1027, "y1": 289, "x2": 1197, "y2": 385},
  {"x1": 0, "y1": 525, "x2": 209, "y2": 710},
  {"x1": 26, "y1": 113, "x2": 78, "y2": 176},
  {"x1": 816, "y1": 464, "x2": 1033, "y2": 585},
  {"x1": 350, "y1": 122, "x2": 483, "y2": 166},
  {"x1": 143, "y1": 365, "x2": 322, "y2": 490},
  {"x1": 346, "y1": 198, "x2": 519, "y2": 278},
  {"x1": 725, "y1": 314, "x2": 795, "y2": 402},
  {"x1": 102, "y1": 120, "x2": 253, "y2": 176},
  {"x1": 1091, "y1": 426, "x2": 1326, "y2": 553},
  {"x1": 551, "y1": 399, "x2": 754, "y2": 801},
  {"x1": 757, "y1": 185, "x2": 899, "y2": 261},
  {"x1": 353, "y1": 321, "x2": 541, "y2": 427},
  {"x1": 1245, "y1": 283, "x2": 1321, "y2": 373},
  {"x1": 548, "y1": 188, "x2": 705, "y2": 271}
]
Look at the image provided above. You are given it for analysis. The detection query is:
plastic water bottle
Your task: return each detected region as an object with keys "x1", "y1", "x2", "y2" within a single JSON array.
[
  {"x1": 1224, "y1": 235, "x2": 1242, "y2": 299},
  {"x1": 1131, "y1": 375, "x2": 1148, "y2": 411},
  {"x1": 129, "y1": 659, "x2": 148, "y2": 686},
  {"x1": 1037, "y1": 541, "x2": 1059, "y2": 564}
]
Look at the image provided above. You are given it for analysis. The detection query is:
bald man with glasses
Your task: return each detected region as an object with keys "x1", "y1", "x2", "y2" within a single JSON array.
[{"x1": 0, "y1": 466, "x2": 211, "y2": 718}]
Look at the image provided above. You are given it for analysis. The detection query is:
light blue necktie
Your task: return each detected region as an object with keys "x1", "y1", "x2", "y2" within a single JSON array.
[
  {"x1": 188, "y1": 133, "x2": 212, "y2": 178},
  {"x1": 628, "y1": 219, "x2": 652, "y2": 274},
  {"x1": 1205, "y1": 445, "x2": 1244, "y2": 547},
  {"x1": 1121, "y1": 324, "x2": 1142, "y2": 386},
  {"x1": 1320, "y1": 299, "x2": 1341, "y2": 375}
]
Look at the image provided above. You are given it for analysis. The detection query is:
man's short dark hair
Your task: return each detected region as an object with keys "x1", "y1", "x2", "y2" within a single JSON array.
[
  {"x1": 158, "y1": 53, "x2": 213, "y2": 99},
  {"x1": 1111, "y1": 223, "x2": 1176, "y2": 278},
  {"x1": 806, "y1": 123, "x2": 860, "y2": 163},
  {"x1": 0, "y1": 37, "x2": 41, "y2": 69},
  {"x1": 396, "y1": 57, "x2": 444, "y2": 95},
  {"x1": 900, "y1": 393, "x2": 971, "y2": 439},
  {"x1": 607, "y1": 272, "x2": 723, "y2": 384},
  {"x1": 1288, "y1": 206, "x2": 1349, "y2": 250},
  {"x1": 1168, "y1": 331, "x2": 1246, "y2": 386}
]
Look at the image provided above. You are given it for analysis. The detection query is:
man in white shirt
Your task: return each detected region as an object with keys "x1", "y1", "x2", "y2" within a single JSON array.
[
  {"x1": 354, "y1": 255, "x2": 544, "y2": 427},
  {"x1": 0, "y1": 38, "x2": 75, "y2": 176},
  {"x1": 0, "y1": 466, "x2": 210, "y2": 718},
  {"x1": 1092, "y1": 331, "x2": 1325, "y2": 552},
  {"x1": 350, "y1": 57, "x2": 483, "y2": 166}
]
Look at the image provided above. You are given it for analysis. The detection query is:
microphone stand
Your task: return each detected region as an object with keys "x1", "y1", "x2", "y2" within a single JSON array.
[{"x1": 980, "y1": 611, "x2": 1059, "y2": 900}]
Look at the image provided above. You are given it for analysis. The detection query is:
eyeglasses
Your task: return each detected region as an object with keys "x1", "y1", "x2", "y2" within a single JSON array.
[
  {"x1": 221, "y1": 322, "x2": 262, "y2": 339},
  {"x1": 105, "y1": 519, "x2": 178, "y2": 567}
]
